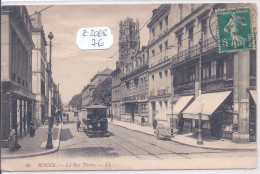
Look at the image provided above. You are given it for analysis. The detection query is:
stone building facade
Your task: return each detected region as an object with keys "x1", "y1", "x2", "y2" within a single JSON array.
[
  {"x1": 1, "y1": 6, "x2": 36, "y2": 144},
  {"x1": 120, "y1": 46, "x2": 149, "y2": 124},
  {"x1": 112, "y1": 17, "x2": 150, "y2": 124},
  {"x1": 167, "y1": 3, "x2": 257, "y2": 143},
  {"x1": 31, "y1": 11, "x2": 48, "y2": 125}
]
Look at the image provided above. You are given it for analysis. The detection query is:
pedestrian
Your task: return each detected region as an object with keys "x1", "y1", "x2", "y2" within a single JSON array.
[
  {"x1": 76, "y1": 118, "x2": 81, "y2": 132},
  {"x1": 29, "y1": 121, "x2": 36, "y2": 137},
  {"x1": 141, "y1": 116, "x2": 145, "y2": 126},
  {"x1": 8, "y1": 129, "x2": 16, "y2": 151},
  {"x1": 153, "y1": 119, "x2": 157, "y2": 129}
]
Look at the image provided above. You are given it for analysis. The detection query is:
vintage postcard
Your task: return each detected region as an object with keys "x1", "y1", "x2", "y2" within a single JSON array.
[{"x1": 1, "y1": 0, "x2": 258, "y2": 172}]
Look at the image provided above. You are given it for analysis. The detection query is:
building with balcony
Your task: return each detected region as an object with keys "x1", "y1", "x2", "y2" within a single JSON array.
[
  {"x1": 120, "y1": 46, "x2": 149, "y2": 124},
  {"x1": 31, "y1": 11, "x2": 48, "y2": 126},
  {"x1": 1, "y1": 6, "x2": 36, "y2": 144},
  {"x1": 169, "y1": 3, "x2": 256, "y2": 143},
  {"x1": 147, "y1": 4, "x2": 189, "y2": 125},
  {"x1": 111, "y1": 17, "x2": 149, "y2": 124}
]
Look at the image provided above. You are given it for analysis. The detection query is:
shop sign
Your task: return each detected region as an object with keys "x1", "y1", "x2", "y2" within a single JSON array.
[{"x1": 206, "y1": 83, "x2": 224, "y2": 91}]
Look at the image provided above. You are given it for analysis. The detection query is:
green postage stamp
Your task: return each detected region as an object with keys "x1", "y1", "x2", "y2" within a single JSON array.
[{"x1": 217, "y1": 8, "x2": 254, "y2": 53}]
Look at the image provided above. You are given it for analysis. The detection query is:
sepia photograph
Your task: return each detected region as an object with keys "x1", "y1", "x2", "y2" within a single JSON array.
[{"x1": 1, "y1": 0, "x2": 258, "y2": 172}]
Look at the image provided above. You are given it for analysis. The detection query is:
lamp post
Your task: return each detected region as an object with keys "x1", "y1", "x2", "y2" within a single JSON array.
[
  {"x1": 197, "y1": 38, "x2": 203, "y2": 145},
  {"x1": 46, "y1": 32, "x2": 54, "y2": 149}
]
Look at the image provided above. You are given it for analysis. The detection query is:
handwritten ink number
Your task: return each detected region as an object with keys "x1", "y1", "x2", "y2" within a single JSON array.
[
  {"x1": 83, "y1": 30, "x2": 87, "y2": 36},
  {"x1": 89, "y1": 29, "x2": 107, "y2": 37},
  {"x1": 102, "y1": 29, "x2": 107, "y2": 36},
  {"x1": 91, "y1": 38, "x2": 104, "y2": 47}
]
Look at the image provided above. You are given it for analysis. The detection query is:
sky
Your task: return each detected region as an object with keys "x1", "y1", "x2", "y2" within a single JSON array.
[{"x1": 26, "y1": 4, "x2": 159, "y2": 105}]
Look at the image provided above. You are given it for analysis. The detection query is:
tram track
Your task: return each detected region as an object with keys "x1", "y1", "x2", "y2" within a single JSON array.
[
  {"x1": 109, "y1": 124, "x2": 228, "y2": 157},
  {"x1": 109, "y1": 125, "x2": 191, "y2": 159}
]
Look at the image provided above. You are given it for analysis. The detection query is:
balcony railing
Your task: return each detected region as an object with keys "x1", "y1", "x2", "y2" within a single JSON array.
[
  {"x1": 172, "y1": 36, "x2": 218, "y2": 65},
  {"x1": 202, "y1": 74, "x2": 226, "y2": 84},
  {"x1": 150, "y1": 87, "x2": 170, "y2": 97},
  {"x1": 122, "y1": 94, "x2": 147, "y2": 102}
]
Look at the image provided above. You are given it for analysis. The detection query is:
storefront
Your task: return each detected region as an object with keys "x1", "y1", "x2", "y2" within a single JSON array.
[
  {"x1": 1, "y1": 82, "x2": 36, "y2": 146},
  {"x1": 170, "y1": 95, "x2": 194, "y2": 133},
  {"x1": 182, "y1": 91, "x2": 233, "y2": 139}
]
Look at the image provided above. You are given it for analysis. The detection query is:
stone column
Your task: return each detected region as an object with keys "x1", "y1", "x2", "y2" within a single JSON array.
[{"x1": 233, "y1": 51, "x2": 250, "y2": 143}]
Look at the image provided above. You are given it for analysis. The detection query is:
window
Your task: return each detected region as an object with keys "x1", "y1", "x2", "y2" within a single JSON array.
[
  {"x1": 159, "y1": 72, "x2": 162, "y2": 79},
  {"x1": 165, "y1": 101, "x2": 168, "y2": 109},
  {"x1": 152, "y1": 75, "x2": 154, "y2": 81},
  {"x1": 202, "y1": 120, "x2": 210, "y2": 129},
  {"x1": 159, "y1": 21, "x2": 162, "y2": 31},
  {"x1": 152, "y1": 49, "x2": 155, "y2": 57},
  {"x1": 188, "y1": 27, "x2": 194, "y2": 48},
  {"x1": 188, "y1": 67, "x2": 195, "y2": 82},
  {"x1": 164, "y1": 70, "x2": 168, "y2": 78},
  {"x1": 211, "y1": 60, "x2": 217, "y2": 78},
  {"x1": 152, "y1": 28, "x2": 155, "y2": 36},
  {"x1": 177, "y1": 34, "x2": 182, "y2": 53},
  {"x1": 159, "y1": 44, "x2": 162, "y2": 52},
  {"x1": 201, "y1": 19, "x2": 207, "y2": 41},
  {"x1": 165, "y1": 16, "x2": 168, "y2": 26}
]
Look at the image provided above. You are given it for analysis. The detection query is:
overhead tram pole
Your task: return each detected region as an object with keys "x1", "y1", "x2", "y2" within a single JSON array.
[
  {"x1": 197, "y1": 35, "x2": 203, "y2": 145},
  {"x1": 46, "y1": 32, "x2": 54, "y2": 149}
]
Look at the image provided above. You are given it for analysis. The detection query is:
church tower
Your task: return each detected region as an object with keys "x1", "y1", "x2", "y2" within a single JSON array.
[{"x1": 117, "y1": 17, "x2": 140, "y2": 68}]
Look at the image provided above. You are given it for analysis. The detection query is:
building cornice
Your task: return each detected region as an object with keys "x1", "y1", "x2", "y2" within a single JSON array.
[
  {"x1": 148, "y1": 4, "x2": 208, "y2": 48},
  {"x1": 147, "y1": 4, "x2": 171, "y2": 28},
  {"x1": 149, "y1": 59, "x2": 170, "y2": 74}
]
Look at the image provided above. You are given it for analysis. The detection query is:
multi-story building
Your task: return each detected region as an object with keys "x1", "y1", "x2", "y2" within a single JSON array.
[
  {"x1": 31, "y1": 11, "x2": 48, "y2": 126},
  {"x1": 1, "y1": 6, "x2": 36, "y2": 144},
  {"x1": 168, "y1": 3, "x2": 256, "y2": 143},
  {"x1": 120, "y1": 46, "x2": 149, "y2": 124},
  {"x1": 81, "y1": 68, "x2": 112, "y2": 111},
  {"x1": 112, "y1": 17, "x2": 150, "y2": 124},
  {"x1": 147, "y1": 4, "x2": 178, "y2": 126}
]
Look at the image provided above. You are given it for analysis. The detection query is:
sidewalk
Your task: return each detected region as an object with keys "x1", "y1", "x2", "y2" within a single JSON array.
[
  {"x1": 1, "y1": 123, "x2": 62, "y2": 159},
  {"x1": 109, "y1": 120, "x2": 257, "y2": 150}
]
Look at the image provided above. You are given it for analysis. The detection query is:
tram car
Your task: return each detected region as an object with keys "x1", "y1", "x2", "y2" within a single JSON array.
[{"x1": 82, "y1": 104, "x2": 108, "y2": 137}]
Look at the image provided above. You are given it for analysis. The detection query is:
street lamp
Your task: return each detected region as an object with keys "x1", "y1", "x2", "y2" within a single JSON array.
[
  {"x1": 46, "y1": 32, "x2": 54, "y2": 149},
  {"x1": 197, "y1": 38, "x2": 203, "y2": 145}
]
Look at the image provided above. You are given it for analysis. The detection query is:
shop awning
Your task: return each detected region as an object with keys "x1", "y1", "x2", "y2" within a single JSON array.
[
  {"x1": 249, "y1": 90, "x2": 257, "y2": 105},
  {"x1": 182, "y1": 91, "x2": 232, "y2": 120},
  {"x1": 172, "y1": 95, "x2": 193, "y2": 115}
]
